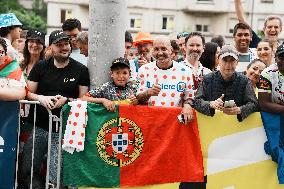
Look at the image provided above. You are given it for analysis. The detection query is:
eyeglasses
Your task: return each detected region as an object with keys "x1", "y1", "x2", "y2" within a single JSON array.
[{"x1": 177, "y1": 32, "x2": 189, "y2": 39}]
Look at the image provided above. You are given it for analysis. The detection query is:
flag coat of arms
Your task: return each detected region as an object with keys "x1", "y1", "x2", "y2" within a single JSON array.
[{"x1": 63, "y1": 104, "x2": 204, "y2": 188}]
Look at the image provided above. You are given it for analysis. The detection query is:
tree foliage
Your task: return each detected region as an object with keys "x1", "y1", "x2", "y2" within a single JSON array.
[{"x1": 0, "y1": 0, "x2": 47, "y2": 32}]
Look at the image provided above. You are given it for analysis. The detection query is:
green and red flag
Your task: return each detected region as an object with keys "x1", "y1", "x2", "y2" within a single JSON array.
[
  {"x1": 0, "y1": 56, "x2": 22, "y2": 81},
  {"x1": 63, "y1": 104, "x2": 204, "y2": 187}
]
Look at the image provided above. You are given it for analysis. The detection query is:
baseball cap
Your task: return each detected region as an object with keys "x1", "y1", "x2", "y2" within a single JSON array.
[
  {"x1": 218, "y1": 45, "x2": 239, "y2": 60},
  {"x1": 275, "y1": 44, "x2": 284, "y2": 57},
  {"x1": 133, "y1": 32, "x2": 153, "y2": 46},
  {"x1": 26, "y1": 29, "x2": 45, "y2": 45},
  {"x1": 110, "y1": 57, "x2": 130, "y2": 69},
  {"x1": 49, "y1": 30, "x2": 69, "y2": 45},
  {"x1": 0, "y1": 13, "x2": 22, "y2": 28}
]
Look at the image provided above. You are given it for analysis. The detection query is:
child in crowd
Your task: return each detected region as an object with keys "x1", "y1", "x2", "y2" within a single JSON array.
[{"x1": 81, "y1": 57, "x2": 138, "y2": 111}]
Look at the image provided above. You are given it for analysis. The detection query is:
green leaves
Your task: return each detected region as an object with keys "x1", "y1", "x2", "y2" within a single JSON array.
[
  {"x1": 0, "y1": 0, "x2": 46, "y2": 32},
  {"x1": 13, "y1": 9, "x2": 46, "y2": 31}
]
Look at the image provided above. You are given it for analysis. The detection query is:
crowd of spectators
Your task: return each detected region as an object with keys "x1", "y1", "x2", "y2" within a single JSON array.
[{"x1": 1, "y1": 0, "x2": 284, "y2": 187}]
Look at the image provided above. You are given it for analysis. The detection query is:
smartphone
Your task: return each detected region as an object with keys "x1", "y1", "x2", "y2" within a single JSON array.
[{"x1": 224, "y1": 100, "x2": 235, "y2": 108}]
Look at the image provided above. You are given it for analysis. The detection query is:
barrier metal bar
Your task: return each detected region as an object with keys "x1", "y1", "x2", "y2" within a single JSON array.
[
  {"x1": 15, "y1": 100, "x2": 40, "y2": 189},
  {"x1": 46, "y1": 110, "x2": 62, "y2": 189},
  {"x1": 30, "y1": 101, "x2": 38, "y2": 189},
  {"x1": 17, "y1": 100, "x2": 63, "y2": 189},
  {"x1": 56, "y1": 110, "x2": 63, "y2": 189}
]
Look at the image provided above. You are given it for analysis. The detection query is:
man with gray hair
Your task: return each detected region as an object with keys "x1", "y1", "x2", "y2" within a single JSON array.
[
  {"x1": 194, "y1": 44, "x2": 258, "y2": 122},
  {"x1": 77, "y1": 31, "x2": 88, "y2": 57}
]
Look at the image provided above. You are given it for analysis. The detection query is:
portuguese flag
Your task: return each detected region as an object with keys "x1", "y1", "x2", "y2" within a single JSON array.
[{"x1": 63, "y1": 104, "x2": 204, "y2": 187}]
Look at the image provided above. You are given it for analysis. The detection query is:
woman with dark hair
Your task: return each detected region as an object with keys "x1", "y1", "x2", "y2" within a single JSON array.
[
  {"x1": 20, "y1": 29, "x2": 45, "y2": 79},
  {"x1": 199, "y1": 42, "x2": 220, "y2": 71},
  {"x1": 19, "y1": 30, "x2": 45, "y2": 132}
]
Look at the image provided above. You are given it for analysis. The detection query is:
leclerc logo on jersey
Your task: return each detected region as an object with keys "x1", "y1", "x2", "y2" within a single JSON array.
[{"x1": 146, "y1": 81, "x2": 186, "y2": 92}]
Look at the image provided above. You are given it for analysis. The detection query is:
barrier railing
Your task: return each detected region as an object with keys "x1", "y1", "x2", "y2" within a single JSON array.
[
  {"x1": 2, "y1": 100, "x2": 282, "y2": 189},
  {"x1": 16, "y1": 100, "x2": 63, "y2": 189}
]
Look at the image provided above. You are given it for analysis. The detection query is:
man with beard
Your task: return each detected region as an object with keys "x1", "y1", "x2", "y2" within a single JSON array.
[
  {"x1": 129, "y1": 32, "x2": 154, "y2": 82},
  {"x1": 233, "y1": 23, "x2": 257, "y2": 72},
  {"x1": 21, "y1": 30, "x2": 90, "y2": 188},
  {"x1": 183, "y1": 32, "x2": 211, "y2": 91}
]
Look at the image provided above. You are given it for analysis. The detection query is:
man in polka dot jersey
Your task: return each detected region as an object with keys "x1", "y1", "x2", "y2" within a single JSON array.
[{"x1": 136, "y1": 36, "x2": 195, "y2": 124}]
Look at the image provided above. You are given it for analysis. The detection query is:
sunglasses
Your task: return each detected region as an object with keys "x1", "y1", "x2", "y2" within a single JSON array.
[{"x1": 177, "y1": 32, "x2": 189, "y2": 39}]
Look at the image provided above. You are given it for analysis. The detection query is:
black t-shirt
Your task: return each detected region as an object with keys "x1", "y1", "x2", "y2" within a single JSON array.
[{"x1": 27, "y1": 58, "x2": 90, "y2": 131}]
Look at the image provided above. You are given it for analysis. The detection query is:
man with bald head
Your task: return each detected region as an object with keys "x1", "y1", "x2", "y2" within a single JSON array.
[{"x1": 136, "y1": 36, "x2": 195, "y2": 123}]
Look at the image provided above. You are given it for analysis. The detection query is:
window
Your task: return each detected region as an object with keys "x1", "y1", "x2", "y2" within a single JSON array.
[
  {"x1": 229, "y1": 18, "x2": 238, "y2": 34},
  {"x1": 162, "y1": 16, "x2": 174, "y2": 30},
  {"x1": 195, "y1": 24, "x2": 209, "y2": 32},
  {"x1": 129, "y1": 14, "x2": 142, "y2": 29},
  {"x1": 257, "y1": 19, "x2": 265, "y2": 31},
  {"x1": 61, "y1": 9, "x2": 73, "y2": 23},
  {"x1": 261, "y1": 0, "x2": 273, "y2": 3}
]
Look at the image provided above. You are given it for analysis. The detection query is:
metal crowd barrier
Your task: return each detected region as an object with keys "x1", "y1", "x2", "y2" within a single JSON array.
[{"x1": 16, "y1": 100, "x2": 63, "y2": 189}]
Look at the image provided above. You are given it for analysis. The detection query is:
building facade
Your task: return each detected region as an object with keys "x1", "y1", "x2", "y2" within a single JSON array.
[{"x1": 44, "y1": 0, "x2": 284, "y2": 42}]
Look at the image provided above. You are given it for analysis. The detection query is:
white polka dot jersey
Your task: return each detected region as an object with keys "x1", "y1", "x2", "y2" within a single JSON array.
[{"x1": 137, "y1": 61, "x2": 195, "y2": 107}]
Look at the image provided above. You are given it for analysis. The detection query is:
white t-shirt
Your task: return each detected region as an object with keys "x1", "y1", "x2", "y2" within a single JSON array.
[
  {"x1": 137, "y1": 61, "x2": 195, "y2": 107},
  {"x1": 70, "y1": 48, "x2": 88, "y2": 66},
  {"x1": 236, "y1": 48, "x2": 257, "y2": 72}
]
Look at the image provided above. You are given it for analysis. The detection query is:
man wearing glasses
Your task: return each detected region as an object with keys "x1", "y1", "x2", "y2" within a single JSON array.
[{"x1": 62, "y1": 18, "x2": 88, "y2": 66}]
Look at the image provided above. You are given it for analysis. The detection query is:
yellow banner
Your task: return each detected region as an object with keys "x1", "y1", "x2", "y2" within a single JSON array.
[{"x1": 80, "y1": 112, "x2": 284, "y2": 189}]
